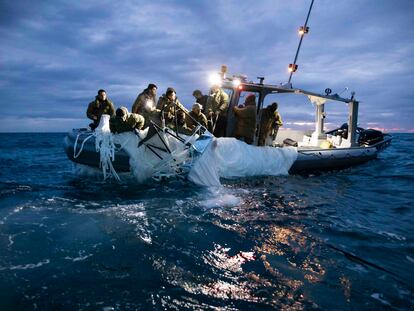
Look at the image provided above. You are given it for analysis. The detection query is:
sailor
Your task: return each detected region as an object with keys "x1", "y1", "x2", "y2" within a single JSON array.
[
  {"x1": 205, "y1": 85, "x2": 229, "y2": 137},
  {"x1": 271, "y1": 103, "x2": 283, "y2": 141},
  {"x1": 131, "y1": 83, "x2": 158, "y2": 115},
  {"x1": 109, "y1": 106, "x2": 145, "y2": 134},
  {"x1": 192, "y1": 89, "x2": 209, "y2": 112},
  {"x1": 156, "y1": 87, "x2": 188, "y2": 125},
  {"x1": 186, "y1": 103, "x2": 208, "y2": 130},
  {"x1": 167, "y1": 110, "x2": 193, "y2": 136},
  {"x1": 233, "y1": 94, "x2": 257, "y2": 144},
  {"x1": 86, "y1": 89, "x2": 115, "y2": 130},
  {"x1": 130, "y1": 84, "x2": 161, "y2": 129},
  {"x1": 138, "y1": 103, "x2": 161, "y2": 129},
  {"x1": 258, "y1": 102, "x2": 283, "y2": 146}
]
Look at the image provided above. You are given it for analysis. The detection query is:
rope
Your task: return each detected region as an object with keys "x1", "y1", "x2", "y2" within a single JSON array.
[
  {"x1": 73, "y1": 132, "x2": 95, "y2": 159},
  {"x1": 72, "y1": 128, "x2": 121, "y2": 181},
  {"x1": 95, "y1": 130, "x2": 120, "y2": 181}
]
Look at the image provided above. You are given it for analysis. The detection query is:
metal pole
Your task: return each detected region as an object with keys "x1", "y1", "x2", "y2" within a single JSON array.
[{"x1": 288, "y1": 0, "x2": 314, "y2": 84}]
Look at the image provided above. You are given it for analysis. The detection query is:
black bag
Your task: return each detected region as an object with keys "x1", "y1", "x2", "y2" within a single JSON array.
[
  {"x1": 283, "y1": 138, "x2": 298, "y2": 147},
  {"x1": 359, "y1": 129, "x2": 383, "y2": 145}
]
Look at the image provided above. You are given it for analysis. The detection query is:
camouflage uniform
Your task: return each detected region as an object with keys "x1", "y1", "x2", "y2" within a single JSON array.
[
  {"x1": 258, "y1": 107, "x2": 283, "y2": 146},
  {"x1": 131, "y1": 90, "x2": 156, "y2": 115},
  {"x1": 186, "y1": 111, "x2": 208, "y2": 129},
  {"x1": 156, "y1": 95, "x2": 188, "y2": 124},
  {"x1": 205, "y1": 89, "x2": 229, "y2": 116},
  {"x1": 272, "y1": 111, "x2": 283, "y2": 138},
  {"x1": 205, "y1": 89, "x2": 229, "y2": 137},
  {"x1": 87, "y1": 96, "x2": 115, "y2": 129},
  {"x1": 167, "y1": 122, "x2": 193, "y2": 136},
  {"x1": 110, "y1": 112, "x2": 145, "y2": 134}
]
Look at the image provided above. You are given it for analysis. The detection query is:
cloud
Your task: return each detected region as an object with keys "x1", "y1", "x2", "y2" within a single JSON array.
[{"x1": 0, "y1": 0, "x2": 413, "y2": 132}]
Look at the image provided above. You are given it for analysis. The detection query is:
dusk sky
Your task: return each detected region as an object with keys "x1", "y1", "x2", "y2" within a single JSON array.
[{"x1": 1, "y1": 0, "x2": 413, "y2": 132}]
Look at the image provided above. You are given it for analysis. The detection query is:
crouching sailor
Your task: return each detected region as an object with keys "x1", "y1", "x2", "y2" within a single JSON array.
[
  {"x1": 186, "y1": 103, "x2": 208, "y2": 130},
  {"x1": 87, "y1": 89, "x2": 115, "y2": 130},
  {"x1": 109, "y1": 107, "x2": 145, "y2": 133},
  {"x1": 167, "y1": 110, "x2": 193, "y2": 136}
]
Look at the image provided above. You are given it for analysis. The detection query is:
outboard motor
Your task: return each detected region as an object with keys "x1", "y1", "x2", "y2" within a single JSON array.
[
  {"x1": 358, "y1": 129, "x2": 384, "y2": 145},
  {"x1": 326, "y1": 123, "x2": 364, "y2": 140}
]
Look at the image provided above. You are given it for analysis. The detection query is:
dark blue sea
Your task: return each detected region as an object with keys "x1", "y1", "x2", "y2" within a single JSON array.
[{"x1": 0, "y1": 133, "x2": 413, "y2": 310}]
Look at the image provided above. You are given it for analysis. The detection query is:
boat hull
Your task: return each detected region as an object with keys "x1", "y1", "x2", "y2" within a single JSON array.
[
  {"x1": 64, "y1": 129, "x2": 392, "y2": 175},
  {"x1": 64, "y1": 129, "x2": 131, "y2": 172},
  {"x1": 289, "y1": 138, "x2": 391, "y2": 173}
]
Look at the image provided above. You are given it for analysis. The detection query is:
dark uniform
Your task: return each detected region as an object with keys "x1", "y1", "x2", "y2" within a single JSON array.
[
  {"x1": 87, "y1": 96, "x2": 115, "y2": 130},
  {"x1": 186, "y1": 110, "x2": 208, "y2": 129},
  {"x1": 197, "y1": 95, "x2": 208, "y2": 112},
  {"x1": 192, "y1": 89, "x2": 209, "y2": 112},
  {"x1": 233, "y1": 95, "x2": 257, "y2": 144},
  {"x1": 143, "y1": 109, "x2": 162, "y2": 129}
]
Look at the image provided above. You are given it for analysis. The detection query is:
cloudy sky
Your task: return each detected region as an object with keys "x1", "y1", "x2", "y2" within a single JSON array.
[{"x1": 1, "y1": 0, "x2": 413, "y2": 132}]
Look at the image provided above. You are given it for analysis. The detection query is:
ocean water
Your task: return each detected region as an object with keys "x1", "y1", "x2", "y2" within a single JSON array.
[{"x1": 0, "y1": 132, "x2": 413, "y2": 310}]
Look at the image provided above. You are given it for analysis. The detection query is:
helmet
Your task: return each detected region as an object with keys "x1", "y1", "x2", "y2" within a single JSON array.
[
  {"x1": 192, "y1": 89, "x2": 202, "y2": 97},
  {"x1": 116, "y1": 106, "x2": 129, "y2": 119},
  {"x1": 166, "y1": 87, "x2": 176, "y2": 95}
]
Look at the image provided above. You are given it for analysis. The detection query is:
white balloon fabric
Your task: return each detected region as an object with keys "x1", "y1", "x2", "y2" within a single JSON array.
[
  {"x1": 188, "y1": 137, "x2": 297, "y2": 186},
  {"x1": 93, "y1": 117, "x2": 297, "y2": 186}
]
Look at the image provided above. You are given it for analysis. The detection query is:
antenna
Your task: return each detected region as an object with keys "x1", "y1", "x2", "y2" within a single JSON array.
[{"x1": 287, "y1": 0, "x2": 314, "y2": 84}]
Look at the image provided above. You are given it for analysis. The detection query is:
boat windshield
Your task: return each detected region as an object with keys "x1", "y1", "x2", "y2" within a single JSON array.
[
  {"x1": 222, "y1": 87, "x2": 234, "y2": 102},
  {"x1": 238, "y1": 91, "x2": 259, "y2": 106}
]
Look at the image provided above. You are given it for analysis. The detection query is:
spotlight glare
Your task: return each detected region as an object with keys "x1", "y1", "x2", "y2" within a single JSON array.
[
  {"x1": 209, "y1": 73, "x2": 222, "y2": 86},
  {"x1": 232, "y1": 79, "x2": 241, "y2": 87}
]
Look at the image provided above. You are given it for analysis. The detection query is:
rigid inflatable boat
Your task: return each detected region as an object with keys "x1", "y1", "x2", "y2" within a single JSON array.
[{"x1": 63, "y1": 73, "x2": 392, "y2": 184}]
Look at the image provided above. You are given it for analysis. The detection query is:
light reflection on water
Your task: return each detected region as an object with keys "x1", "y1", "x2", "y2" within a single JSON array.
[{"x1": 140, "y1": 185, "x2": 340, "y2": 309}]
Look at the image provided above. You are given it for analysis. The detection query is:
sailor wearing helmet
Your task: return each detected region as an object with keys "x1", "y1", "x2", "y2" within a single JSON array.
[{"x1": 110, "y1": 106, "x2": 145, "y2": 134}]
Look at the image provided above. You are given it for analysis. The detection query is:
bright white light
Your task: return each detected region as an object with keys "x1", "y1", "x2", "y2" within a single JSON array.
[
  {"x1": 209, "y1": 73, "x2": 222, "y2": 86},
  {"x1": 145, "y1": 99, "x2": 155, "y2": 111},
  {"x1": 232, "y1": 79, "x2": 241, "y2": 87}
]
